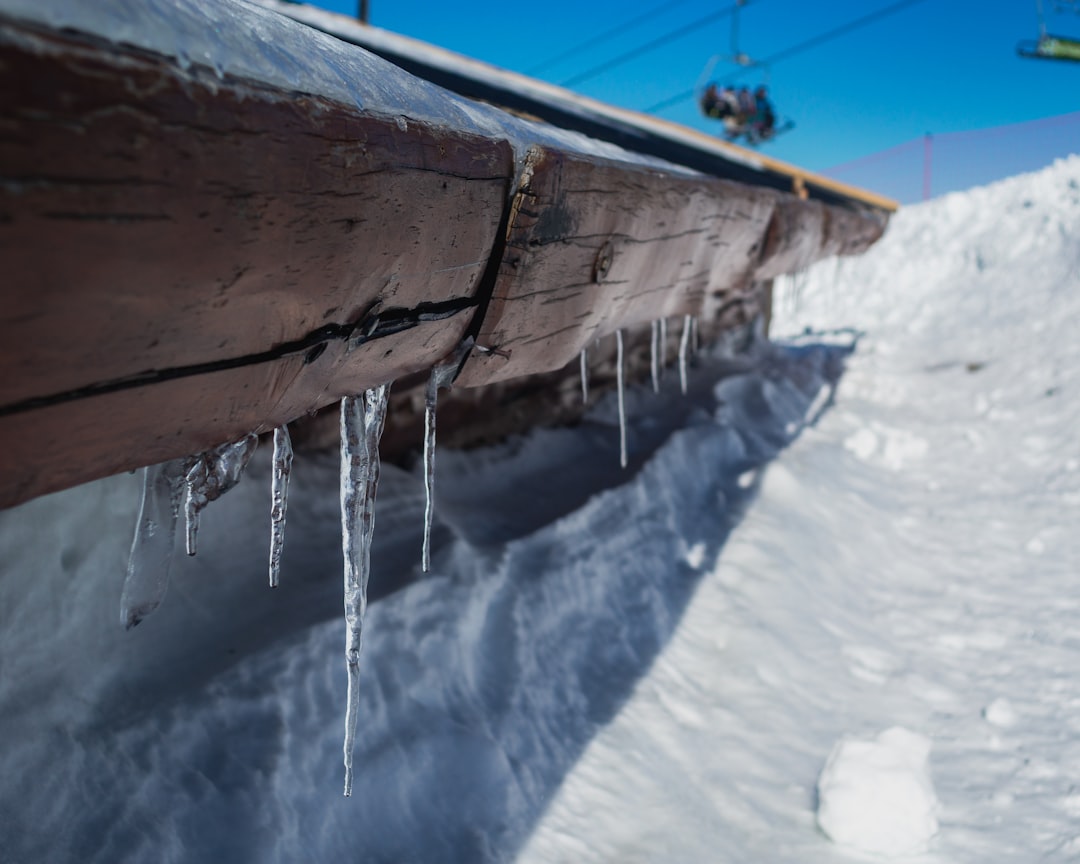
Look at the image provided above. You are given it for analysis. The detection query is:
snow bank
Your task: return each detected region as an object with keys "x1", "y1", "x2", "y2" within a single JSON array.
[
  {"x1": 522, "y1": 156, "x2": 1080, "y2": 863},
  {"x1": 0, "y1": 326, "x2": 848, "y2": 862},
  {"x1": 817, "y1": 727, "x2": 939, "y2": 857}
]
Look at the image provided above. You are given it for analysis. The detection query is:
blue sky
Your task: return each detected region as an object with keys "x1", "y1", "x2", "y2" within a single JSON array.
[{"x1": 305, "y1": 0, "x2": 1078, "y2": 196}]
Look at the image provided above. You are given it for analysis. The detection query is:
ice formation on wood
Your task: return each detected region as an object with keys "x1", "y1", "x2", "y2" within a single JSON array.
[
  {"x1": 580, "y1": 348, "x2": 589, "y2": 405},
  {"x1": 183, "y1": 435, "x2": 259, "y2": 557},
  {"x1": 120, "y1": 457, "x2": 193, "y2": 629},
  {"x1": 616, "y1": 330, "x2": 627, "y2": 468},
  {"x1": 268, "y1": 426, "x2": 293, "y2": 588},
  {"x1": 650, "y1": 320, "x2": 661, "y2": 393},
  {"x1": 339, "y1": 384, "x2": 391, "y2": 796},
  {"x1": 678, "y1": 315, "x2": 692, "y2": 395},
  {"x1": 422, "y1": 359, "x2": 460, "y2": 572}
]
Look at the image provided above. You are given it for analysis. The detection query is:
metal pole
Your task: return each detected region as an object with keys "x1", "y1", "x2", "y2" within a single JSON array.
[
  {"x1": 922, "y1": 132, "x2": 932, "y2": 201},
  {"x1": 358, "y1": 0, "x2": 369, "y2": 23}
]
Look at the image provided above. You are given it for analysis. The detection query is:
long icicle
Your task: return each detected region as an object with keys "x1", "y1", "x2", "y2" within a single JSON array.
[
  {"x1": 650, "y1": 319, "x2": 661, "y2": 393},
  {"x1": 268, "y1": 425, "x2": 293, "y2": 588},
  {"x1": 422, "y1": 360, "x2": 459, "y2": 572},
  {"x1": 120, "y1": 456, "x2": 192, "y2": 629},
  {"x1": 340, "y1": 384, "x2": 390, "y2": 797},
  {"x1": 679, "y1": 314, "x2": 692, "y2": 395},
  {"x1": 580, "y1": 347, "x2": 589, "y2": 404},
  {"x1": 616, "y1": 329, "x2": 627, "y2": 468},
  {"x1": 660, "y1": 317, "x2": 669, "y2": 368}
]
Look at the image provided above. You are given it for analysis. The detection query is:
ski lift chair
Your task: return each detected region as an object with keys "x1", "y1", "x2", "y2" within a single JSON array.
[
  {"x1": 1017, "y1": 32, "x2": 1080, "y2": 61},
  {"x1": 1018, "y1": 0, "x2": 1080, "y2": 61}
]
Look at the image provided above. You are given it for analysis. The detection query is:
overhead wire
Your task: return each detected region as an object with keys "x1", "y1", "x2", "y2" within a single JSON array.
[
  {"x1": 526, "y1": 0, "x2": 697, "y2": 76},
  {"x1": 643, "y1": 0, "x2": 931, "y2": 114},
  {"x1": 560, "y1": 1, "x2": 751, "y2": 88}
]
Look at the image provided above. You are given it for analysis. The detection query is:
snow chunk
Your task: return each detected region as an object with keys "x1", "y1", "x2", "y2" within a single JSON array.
[
  {"x1": 983, "y1": 697, "x2": 1019, "y2": 728},
  {"x1": 844, "y1": 426, "x2": 878, "y2": 462},
  {"x1": 736, "y1": 469, "x2": 757, "y2": 489},
  {"x1": 683, "y1": 542, "x2": 706, "y2": 569},
  {"x1": 817, "y1": 727, "x2": 939, "y2": 857}
]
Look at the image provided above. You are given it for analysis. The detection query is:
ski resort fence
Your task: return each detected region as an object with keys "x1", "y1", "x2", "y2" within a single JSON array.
[{"x1": 822, "y1": 111, "x2": 1080, "y2": 205}]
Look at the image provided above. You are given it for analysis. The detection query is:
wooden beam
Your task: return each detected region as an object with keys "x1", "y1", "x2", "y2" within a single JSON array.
[
  {"x1": 457, "y1": 145, "x2": 777, "y2": 388},
  {"x1": 456, "y1": 145, "x2": 884, "y2": 390},
  {"x1": 0, "y1": 3, "x2": 891, "y2": 510},
  {"x1": 0, "y1": 20, "x2": 512, "y2": 507}
]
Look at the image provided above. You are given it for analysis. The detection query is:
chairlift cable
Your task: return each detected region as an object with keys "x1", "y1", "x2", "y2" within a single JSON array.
[
  {"x1": 560, "y1": 1, "x2": 753, "y2": 88},
  {"x1": 644, "y1": 0, "x2": 931, "y2": 114},
  {"x1": 756, "y1": 0, "x2": 930, "y2": 68},
  {"x1": 526, "y1": 0, "x2": 696, "y2": 76}
]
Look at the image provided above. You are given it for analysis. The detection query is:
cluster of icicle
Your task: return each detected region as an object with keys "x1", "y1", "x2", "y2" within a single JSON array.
[
  {"x1": 120, "y1": 429, "x2": 293, "y2": 630},
  {"x1": 580, "y1": 314, "x2": 698, "y2": 468},
  {"x1": 120, "y1": 318, "x2": 696, "y2": 794}
]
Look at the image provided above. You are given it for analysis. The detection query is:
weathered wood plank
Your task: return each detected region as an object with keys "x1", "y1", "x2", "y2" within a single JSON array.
[
  {"x1": 753, "y1": 198, "x2": 829, "y2": 281},
  {"x1": 0, "y1": 319, "x2": 459, "y2": 507},
  {"x1": 456, "y1": 146, "x2": 777, "y2": 388},
  {"x1": 0, "y1": 22, "x2": 512, "y2": 507}
]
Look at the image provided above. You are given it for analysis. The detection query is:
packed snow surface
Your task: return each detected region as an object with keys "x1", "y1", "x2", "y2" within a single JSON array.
[
  {"x1": 1, "y1": 156, "x2": 1079, "y2": 863},
  {"x1": 521, "y1": 155, "x2": 1080, "y2": 863}
]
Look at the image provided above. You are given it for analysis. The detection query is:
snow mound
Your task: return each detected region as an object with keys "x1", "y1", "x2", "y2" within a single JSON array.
[{"x1": 817, "y1": 727, "x2": 939, "y2": 857}]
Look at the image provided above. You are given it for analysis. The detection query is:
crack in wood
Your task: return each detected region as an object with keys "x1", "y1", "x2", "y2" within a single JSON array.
[
  {"x1": 0, "y1": 297, "x2": 478, "y2": 418},
  {"x1": 43, "y1": 211, "x2": 173, "y2": 223}
]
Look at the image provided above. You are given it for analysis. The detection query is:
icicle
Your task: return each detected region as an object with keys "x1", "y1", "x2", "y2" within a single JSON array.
[
  {"x1": 268, "y1": 425, "x2": 293, "y2": 588},
  {"x1": 340, "y1": 383, "x2": 391, "y2": 797},
  {"x1": 120, "y1": 456, "x2": 192, "y2": 629},
  {"x1": 422, "y1": 360, "x2": 459, "y2": 572},
  {"x1": 679, "y1": 314, "x2": 692, "y2": 395},
  {"x1": 183, "y1": 434, "x2": 258, "y2": 556},
  {"x1": 580, "y1": 348, "x2": 589, "y2": 404},
  {"x1": 660, "y1": 317, "x2": 669, "y2": 367},
  {"x1": 616, "y1": 329, "x2": 627, "y2": 468},
  {"x1": 650, "y1": 319, "x2": 661, "y2": 393},
  {"x1": 691, "y1": 315, "x2": 700, "y2": 357}
]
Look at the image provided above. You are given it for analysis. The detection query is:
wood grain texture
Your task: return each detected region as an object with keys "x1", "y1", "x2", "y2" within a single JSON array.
[
  {"x1": 0, "y1": 320, "x2": 460, "y2": 508},
  {"x1": 456, "y1": 146, "x2": 777, "y2": 388}
]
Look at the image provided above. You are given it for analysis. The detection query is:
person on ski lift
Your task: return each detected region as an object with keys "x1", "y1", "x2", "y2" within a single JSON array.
[
  {"x1": 736, "y1": 86, "x2": 756, "y2": 117},
  {"x1": 701, "y1": 83, "x2": 723, "y2": 118},
  {"x1": 720, "y1": 85, "x2": 739, "y2": 115},
  {"x1": 702, "y1": 83, "x2": 738, "y2": 120},
  {"x1": 719, "y1": 86, "x2": 754, "y2": 139},
  {"x1": 751, "y1": 85, "x2": 776, "y2": 139}
]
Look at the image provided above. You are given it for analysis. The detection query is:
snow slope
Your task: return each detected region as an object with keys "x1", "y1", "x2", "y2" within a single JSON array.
[
  {"x1": 1, "y1": 156, "x2": 1079, "y2": 863},
  {"x1": 521, "y1": 155, "x2": 1080, "y2": 862},
  {"x1": 0, "y1": 327, "x2": 846, "y2": 861}
]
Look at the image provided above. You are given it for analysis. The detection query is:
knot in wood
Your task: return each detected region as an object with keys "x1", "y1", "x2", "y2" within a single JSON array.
[{"x1": 592, "y1": 240, "x2": 614, "y2": 283}]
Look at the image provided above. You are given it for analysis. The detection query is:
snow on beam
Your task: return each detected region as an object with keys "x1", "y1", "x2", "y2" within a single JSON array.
[{"x1": 259, "y1": 0, "x2": 900, "y2": 215}]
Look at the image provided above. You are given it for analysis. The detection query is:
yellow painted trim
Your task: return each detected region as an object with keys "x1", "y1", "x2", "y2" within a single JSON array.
[{"x1": 616, "y1": 110, "x2": 900, "y2": 213}]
